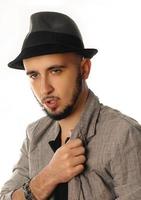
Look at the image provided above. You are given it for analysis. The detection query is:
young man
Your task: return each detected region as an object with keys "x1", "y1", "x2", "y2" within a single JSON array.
[{"x1": 1, "y1": 12, "x2": 141, "y2": 200}]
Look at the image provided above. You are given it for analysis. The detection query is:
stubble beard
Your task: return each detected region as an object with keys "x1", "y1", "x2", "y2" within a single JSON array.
[{"x1": 33, "y1": 71, "x2": 83, "y2": 121}]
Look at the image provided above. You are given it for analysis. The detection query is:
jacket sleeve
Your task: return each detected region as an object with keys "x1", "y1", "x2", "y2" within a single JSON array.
[
  {"x1": 0, "y1": 116, "x2": 51, "y2": 200},
  {"x1": 0, "y1": 136, "x2": 30, "y2": 200},
  {"x1": 111, "y1": 123, "x2": 141, "y2": 199}
]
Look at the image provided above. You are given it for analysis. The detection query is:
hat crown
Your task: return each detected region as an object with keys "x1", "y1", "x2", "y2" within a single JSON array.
[
  {"x1": 30, "y1": 12, "x2": 82, "y2": 41},
  {"x1": 8, "y1": 11, "x2": 98, "y2": 70}
]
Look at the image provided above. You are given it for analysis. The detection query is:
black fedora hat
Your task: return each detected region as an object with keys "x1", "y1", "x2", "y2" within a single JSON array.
[{"x1": 8, "y1": 12, "x2": 98, "y2": 70}]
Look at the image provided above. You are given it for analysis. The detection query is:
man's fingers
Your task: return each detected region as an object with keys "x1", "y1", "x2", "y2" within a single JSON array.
[
  {"x1": 65, "y1": 138, "x2": 83, "y2": 148},
  {"x1": 72, "y1": 164, "x2": 85, "y2": 177},
  {"x1": 71, "y1": 155, "x2": 86, "y2": 166},
  {"x1": 71, "y1": 146, "x2": 85, "y2": 156}
]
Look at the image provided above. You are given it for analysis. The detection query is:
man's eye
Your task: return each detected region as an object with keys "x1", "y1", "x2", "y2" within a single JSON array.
[
  {"x1": 51, "y1": 69, "x2": 62, "y2": 74},
  {"x1": 30, "y1": 73, "x2": 38, "y2": 79}
]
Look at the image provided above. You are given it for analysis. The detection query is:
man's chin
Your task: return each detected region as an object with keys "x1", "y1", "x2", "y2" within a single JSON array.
[{"x1": 42, "y1": 106, "x2": 73, "y2": 121}]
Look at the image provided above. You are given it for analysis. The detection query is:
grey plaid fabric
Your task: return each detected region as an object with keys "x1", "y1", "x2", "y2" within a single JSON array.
[{"x1": 1, "y1": 90, "x2": 141, "y2": 200}]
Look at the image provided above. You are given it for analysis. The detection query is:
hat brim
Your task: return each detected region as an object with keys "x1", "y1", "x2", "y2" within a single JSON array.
[{"x1": 8, "y1": 44, "x2": 98, "y2": 70}]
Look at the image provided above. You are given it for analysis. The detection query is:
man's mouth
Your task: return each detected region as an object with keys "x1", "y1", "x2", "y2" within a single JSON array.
[{"x1": 42, "y1": 97, "x2": 60, "y2": 110}]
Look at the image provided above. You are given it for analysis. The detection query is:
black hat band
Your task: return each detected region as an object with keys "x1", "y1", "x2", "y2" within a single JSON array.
[{"x1": 23, "y1": 31, "x2": 84, "y2": 50}]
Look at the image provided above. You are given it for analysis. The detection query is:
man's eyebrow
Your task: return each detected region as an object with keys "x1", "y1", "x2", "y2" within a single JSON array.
[
  {"x1": 47, "y1": 65, "x2": 66, "y2": 70},
  {"x1": 26, "y1": 65, "x2": 66, "y2": 75}
]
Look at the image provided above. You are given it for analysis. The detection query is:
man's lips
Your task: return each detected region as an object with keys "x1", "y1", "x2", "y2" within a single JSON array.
[{"x1": 42, "y1": 97, "x2": 60, "y2": 110}]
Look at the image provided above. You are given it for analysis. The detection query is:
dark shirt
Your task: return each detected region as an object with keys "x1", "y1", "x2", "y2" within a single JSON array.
[{"x1": 49, "y1": 133, "x2": 68, "y2": 200}]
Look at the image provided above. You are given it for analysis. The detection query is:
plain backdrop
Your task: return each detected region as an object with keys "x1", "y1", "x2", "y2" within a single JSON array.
[{"x1": 0, "y1": 0, "x2": 141, "y2": 189}]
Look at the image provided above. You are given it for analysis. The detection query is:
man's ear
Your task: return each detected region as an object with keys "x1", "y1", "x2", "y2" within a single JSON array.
[{"x1": 80, "y1": 58, "x2": 91, "y2": 80}]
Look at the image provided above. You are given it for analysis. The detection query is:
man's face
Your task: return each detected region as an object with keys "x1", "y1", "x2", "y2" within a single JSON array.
[{"x1": 23, "y1": 53, "x2": 90, "y2": 120}]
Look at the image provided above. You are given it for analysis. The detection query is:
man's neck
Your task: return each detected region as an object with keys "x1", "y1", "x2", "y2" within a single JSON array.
[{"x1": 58, "y1": 88, "x2": 89, "y2": 144}]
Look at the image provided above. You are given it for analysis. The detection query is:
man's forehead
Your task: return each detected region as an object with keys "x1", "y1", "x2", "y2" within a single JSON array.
[{"x1": 23, "y1": 52, "x2": 82, "y2": 69}]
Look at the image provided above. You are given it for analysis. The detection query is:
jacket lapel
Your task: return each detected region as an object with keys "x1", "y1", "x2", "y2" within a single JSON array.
[{"x1": 68, "y1": 90, "x2": 101, "y2": 200}]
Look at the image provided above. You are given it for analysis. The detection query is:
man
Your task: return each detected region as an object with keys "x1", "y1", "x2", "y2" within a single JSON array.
[{"x1": 0, "y1": 11, "x2": 141, "y2": 200}]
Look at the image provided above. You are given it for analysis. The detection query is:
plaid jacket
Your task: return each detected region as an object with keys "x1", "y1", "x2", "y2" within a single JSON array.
[{"x1": 1, "y1": 90, "x2": 141, "y2": 200}]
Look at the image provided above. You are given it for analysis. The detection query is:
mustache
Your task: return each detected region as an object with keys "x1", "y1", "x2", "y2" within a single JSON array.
[{"x1": 41, "y1": 96, "x2": 60, "y2": 104}]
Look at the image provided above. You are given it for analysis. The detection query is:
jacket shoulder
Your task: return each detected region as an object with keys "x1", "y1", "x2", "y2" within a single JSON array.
[
  {"x1": 98, "y1": 105, "x2": 141, "y2": 154},
  {"x1": 100, "y1": 105, "x2": 141, "y2": 129},
  {"x1": 98, "y1": 105, "x2": 141, "y2": 144}
]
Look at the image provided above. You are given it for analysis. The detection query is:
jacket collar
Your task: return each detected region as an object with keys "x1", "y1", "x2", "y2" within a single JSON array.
[
  {"x1": 30, "y1": 89, "x2": 101, "y2": 148},
  {"x1": 46, "y1": 89, "x2": 101, "y2": 144},
  {"x1": 70, "y1": 89, "x2": 101, "y2": 142}
]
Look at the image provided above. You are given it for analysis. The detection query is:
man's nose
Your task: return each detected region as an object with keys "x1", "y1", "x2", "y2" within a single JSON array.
[{"x1": 40, "y1": 76, "x2": 53, "y2": 96}]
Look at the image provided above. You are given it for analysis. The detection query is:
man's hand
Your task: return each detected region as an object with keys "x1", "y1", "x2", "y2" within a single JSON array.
[
  {"x1": 30, "y1": 138, "x2": 86, "y2": 200},
  {"x1": 47, "y1": 138, "x2": 86, "y2": 183}
]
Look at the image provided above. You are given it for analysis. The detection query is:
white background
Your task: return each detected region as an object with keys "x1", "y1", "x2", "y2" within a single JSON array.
[{"x1": 0, "y1": 0, "x2": 141, "y2": 189}]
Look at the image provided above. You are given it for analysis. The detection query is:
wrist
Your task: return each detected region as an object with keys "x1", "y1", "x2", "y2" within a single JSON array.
[
  {"x1": 22, "y1": 179, "x2": 36, "y2": 200},
  {"x1": 29, "y1": 167, "x2": 58, "y2": 200}
]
